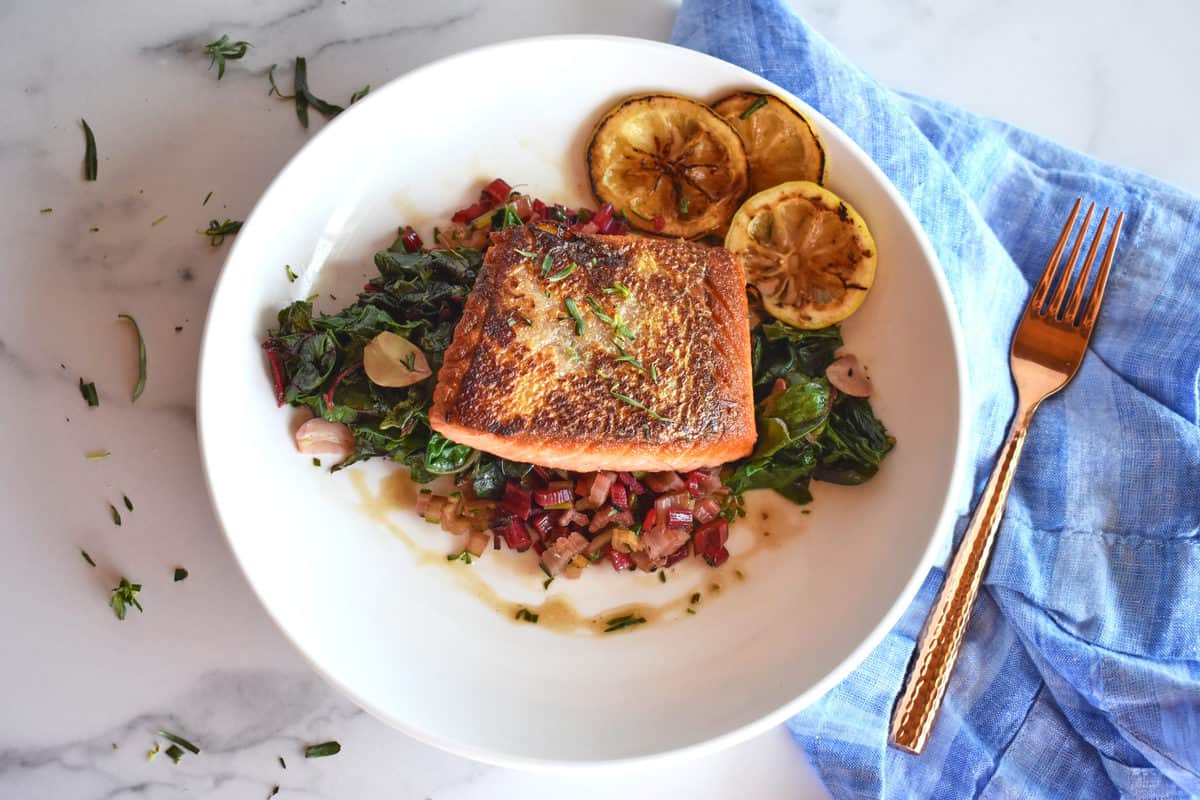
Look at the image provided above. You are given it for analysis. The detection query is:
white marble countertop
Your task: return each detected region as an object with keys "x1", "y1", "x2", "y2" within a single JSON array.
[{"x1": 2, "y1": 1, "x2": 1193, "y2": 797}]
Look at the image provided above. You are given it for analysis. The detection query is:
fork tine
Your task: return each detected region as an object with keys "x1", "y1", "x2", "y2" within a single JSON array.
[
  {"x1": 1080, "y1": 211, "x2": 1124, "y2": 330},
  {"x1": 1045, "y1": 202, "x2": 1094, "y2": 315},
  {"x1": 1062, "y1": 207, "x2": 1110, "y2": 322},
  {"x1": 1029, "y1": 198, "x2": 1081, "y2": 311}
]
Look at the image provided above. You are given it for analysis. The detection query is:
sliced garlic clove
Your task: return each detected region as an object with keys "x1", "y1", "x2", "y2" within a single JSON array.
[
  {"x1": 295, "y1": 417, "x2": 356, "y2": 456},
  {"x1": 825, "y1": 354, "x2": 873, "y2": 397},
  {"x1": 363, "y1": 332, "x2": 432, "y2": 388}
]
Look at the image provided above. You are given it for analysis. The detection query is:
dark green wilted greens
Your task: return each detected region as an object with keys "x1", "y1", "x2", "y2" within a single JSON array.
[
  {"x1": 726, "y1": 317, "x2": 893, "y2": 506},
  {"x1": 265, "y1": 241, "x2": 528, "y2": 496}
]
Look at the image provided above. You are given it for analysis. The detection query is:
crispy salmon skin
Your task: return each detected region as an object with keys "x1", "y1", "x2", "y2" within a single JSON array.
[{"x1": 430, "y1": 225, "x2": 755, "y2": 472}]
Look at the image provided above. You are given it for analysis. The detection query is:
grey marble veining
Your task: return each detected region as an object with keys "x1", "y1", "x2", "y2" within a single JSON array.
[{"x1": 1, "y1": 0, "x2": 1193, "y2": 797}]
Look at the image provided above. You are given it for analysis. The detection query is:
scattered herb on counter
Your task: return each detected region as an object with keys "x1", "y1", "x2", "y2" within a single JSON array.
[
  {"x1": 204, "y1": 34, "x2": 251, "y2": 80},
  {"x1": 603, "y1": 613, "x2": 646, "y2": 633},
  {"x1": 40, "y1": 207, "x2": 53, "y2": 214},
  {"x1": 202, "y1": 219, "x2": 242, "y2": 246},
  {"x1": 285, "y1": 264, "x2": 298, "y2": 282},
  {"x1": 86, "y1": 450, "x2": 111, "y2": 461},
  {"x1": 278, "y1": 756, "x2": 286, "y2": 769},
  {"x1": 304, "y1": 741, "x2": 341, "y2": 759},
  {"x1": 109, "y1": 504, "x2": 122, "y2": 526},
  {"x1": 81, "y1": 118, "x2": 97, "y2": 181},
  {"x1": 514, "y1": 607, "x2": 539, "y2": 624},
  {"x1": 109, "y1": 577, "x2": 142, "y2": 620},
  {"x1": 690, "y1": 592, "x2": 701, "y2": 604},
  {"x1": 164, "y1": 744, "x2": 185, "y2": 764},
  {"x1": 312, "y1": 457, "x2": 321, "y2": 467},
  {"x1": 686, "y1": 607, "x2": 696, "y2": 615},
  {"x1": 79, "y1": 378, "x2": 99, "y2": 407},
  {"x1": 146, "y1": 742, "x2": 160, "y2": 761},
  {"x1": 174, "y1": 567, "x2": 188, "y2": 582},
  {"x1": 117, "y1": 313, "x2": 147, "y2": 401},
  {"x1": 151, "y1": 215, "x2": 167, "y2": 226},
  {"x1": 175, "y1": 325, "x2": 184, "y2": 332},
  {"x1": 284, "y1": 57, "x2": 346, "y2": 128},
  {"x1": 349, "y1": 85, "x2": 370, "y2": 104},
  {"x1": 202, "y1": 191, "x2": 213, "y2": 206},
  {"x1": 740, "y1": 95, "x2": 767, "y2": 119},
  {"x1": 81, "y1": 549, "x2": 96, "y2": 567},
  {"x1": 158, "y1": 731, "x2": 200, "y2": 755},
  {"x1": 122, "y1": 494, "x2": 133, "y2": 511},
  {"x1": 269, "y1": 787, "x2": 279, "y2": 799}
]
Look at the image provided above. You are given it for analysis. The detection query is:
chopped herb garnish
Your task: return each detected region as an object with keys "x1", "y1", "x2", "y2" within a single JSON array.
[
  {"x1": 109, "y1": 504, "x2": 122, "y2": 526},
  {"x1": 147, "y1": 743, "x2": 159, "y2": 761},
  {"x1": 202, "y1": 191, "x2": 213, "y2": 206},
  {"x1": 610, "y1": 386, "x2": 673, "y2": 423},
  {"x1": 539, "y1": 563, "x2": 552, "y2": 578},
  {"x1": 519, "y1": 314, "x2": 533, "y2": 326},
  {"x1": 109, "y1": 577, "x2": 142, "y2": 620},
  {"x1": 202, "y1": 219, "x2": 242, "y2": 246},
  {"x1": 40, "y1": 208, "x2": 53, "y2": 214},
  {"x1": 312, "y1": 457, "x2": 321, "y2": 467},
  {"x1": 548, "y1": 262, "x2": 577, "y2": 282},
  {"x1": 174, "y1": 325, "x2": 183, "y2": 332},
  {"x1": 446, "y1": 551, "x2": 474, "y2": 564},
  {"x1": 584, "y1": 296, "x2": 615, "y2": 325},
  {"x1": 541, "y1": 254, "x2": 554, "y2": 276},
  {"x1": 123, "y1": 494, "x2": 133, "y2": 512},
  {"x1": 164, "y1": 744, "x2": 185, "y2": 764},
  {"x1": 680, "y1": 194, "x2": 690, "y2": 215},
  {"x1": 659, "y1": 570, "x2": 667, "y2": 583},
  {"x1": 499, "y1": 204, "x2": 522, "y2": 229},
  {"x1": 690, "y1": 592, "x2": 701, "y2": 604},
  {"x1": 514, "y1": 607, "x2": 539, "y2": 623},
  {"x1": 735, "y1": 569, "x2": 745, "y2": 580},
  {"x1": 278, "y1": 756, "x2": 286, "y2": 769},
  {"x1": 285, "y1": 264, "x2": 297, "y2": 282},
  {"x1": 157, "y1": 731, "x2": 200, "y2": 755},
  {"x1": 740, "y1": 95, "x2": 768, "y2": 119},
  {"x1": 626, "y1": 206, "x2": 652, "y2": 222},
  {"x1": 686, "y1": 607, "x2": 696, "y2": 615},
  {"x1": 86, "y1": 450, "x2": 110, "y2": 461},
  {"x1": 117, "y1": 313, "x2": 146, "y2": 401},
  {"x1": 603, "y1": 281, "x2": 632, "y2": 299},
  {"x1": 151, "y1": 215, "x2": 167, "y2": 226},
  {"x1": 89, "y1": 226, "x2": 99, "y2": 233},
  {"x1": 649, "y1": 363, "x2": 659, "y2": 383},
  {"x1": 564, "y1": 298, "x2": 585, "y2": 336},
  {"x1": 513, "y1": 248, "x2": 538, "y2": 259},
  {"x1": 174, "y1": 567, "x2": 188, "y2": 582},
  {"x1": 349, "y1": 85, "x2": 370, "y2": 104},
  {"x1": 204, "y1": 35, "x2": 251, "y2": 80},
  {"x1": 543, "y1": 576, "x2": 553, "y2": 590},
  {"x1": 79, "y1": 379, "x2": 99, "y2": 407},
  {"x1": 304, "y1": 741, "x2": 341, "y2": 759},
  {"x1": 81, "y1": 118, "x2": 97, "y2": 181},
  {"x1": 269, "y1": 787, "x2": 279, "y2": 799},
  {"x1": 603, "y1": 613, "x2": 647, "y2": 633},
  {"x1": 81, "y1": 549, "x2": 96, "y2": 567}
]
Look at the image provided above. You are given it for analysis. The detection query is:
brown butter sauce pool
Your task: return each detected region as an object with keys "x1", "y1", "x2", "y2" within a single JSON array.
[{"x1": 349, "y1": 468, "x2": 792, "y2": 635}]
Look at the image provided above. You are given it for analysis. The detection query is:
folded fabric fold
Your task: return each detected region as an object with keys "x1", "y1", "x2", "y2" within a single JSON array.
[{"x1": 673, "y1": 1, "x2": 1200, "y2": 797}]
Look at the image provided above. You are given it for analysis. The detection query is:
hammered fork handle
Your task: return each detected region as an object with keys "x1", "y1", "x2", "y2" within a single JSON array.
[{"x1": 889, "y1": 400, "x2": 1036, "y2": 754}]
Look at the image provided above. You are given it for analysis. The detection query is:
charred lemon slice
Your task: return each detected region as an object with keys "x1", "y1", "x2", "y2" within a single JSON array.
[
  {"x1": 587, "y1": 94, "x2": 749, "y2": 239},
  {"x1": 712, "y1": 92, "x2": 826, "y2": 193},
  {"x1": 725, "y1": 181, "x2": 876, "y2": 329}
]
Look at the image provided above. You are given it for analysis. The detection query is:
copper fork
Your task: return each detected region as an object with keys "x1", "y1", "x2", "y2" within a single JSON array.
[{"x1": 889, "y1": 199, "x2": 1125, "y2": 755}]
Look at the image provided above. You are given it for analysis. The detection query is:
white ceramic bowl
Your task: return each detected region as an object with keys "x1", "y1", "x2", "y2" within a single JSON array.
[{"x1": 198, "y1": 36, "x2": 967, "y2": 767}]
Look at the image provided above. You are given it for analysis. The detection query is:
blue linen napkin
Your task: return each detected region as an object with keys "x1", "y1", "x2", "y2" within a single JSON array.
[{"x1": 672, "y1": 1, "x2": 1200, "y2": 797}]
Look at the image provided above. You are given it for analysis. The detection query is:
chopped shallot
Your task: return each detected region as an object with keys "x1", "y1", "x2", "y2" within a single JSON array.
[
  {"x1": 294, "y1": 418, "x2": 355, "y2": 457},
  {"x1": 541, "y1": 531, "x2": 589, "y2": 576},
  {"x1": 825, "y1": 354, "x2": 873, "y2": 397}
]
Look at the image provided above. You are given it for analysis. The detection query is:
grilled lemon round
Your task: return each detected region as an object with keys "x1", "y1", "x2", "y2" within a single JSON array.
[
  {"x1": 587, "y1": 93, "x2": 749, "y2": 239},
  {"x1": 725, "y1": 181, "x2": 876, "y2": 329},
  {"x1": 712, "y1": 91, "x2": 826, "y2": 193}
]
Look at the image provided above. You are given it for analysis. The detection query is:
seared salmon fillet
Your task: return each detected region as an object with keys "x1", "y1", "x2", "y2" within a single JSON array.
[{"x1": 429, "y1": 225, "x2": 755, "y2": 472}]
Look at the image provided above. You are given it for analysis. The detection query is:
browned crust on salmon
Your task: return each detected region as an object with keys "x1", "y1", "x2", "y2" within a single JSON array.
[{"x1": 430, "y1": 225, "x2": 755, "y2": 472}]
